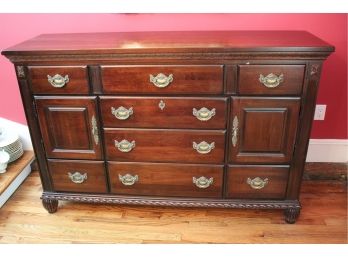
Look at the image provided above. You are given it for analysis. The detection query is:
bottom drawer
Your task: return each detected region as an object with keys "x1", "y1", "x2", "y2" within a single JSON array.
[
  {"x1": 48, "y1": 159, "x2": 108, "y2": 193},
  {"x1": 226, "y1": 165, "x2": 289, "y2": 199},
  {"x1": 108, "y1": 162, "x2": 223, "y2": 198}
]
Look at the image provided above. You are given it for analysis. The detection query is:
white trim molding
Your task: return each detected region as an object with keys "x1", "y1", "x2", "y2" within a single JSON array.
[
  {"x1": 0, "y1": 117, "x2": 33, "y2": 150},
  {"x1": 306, "y1": 139, "x2": 348, "y2": 163}
]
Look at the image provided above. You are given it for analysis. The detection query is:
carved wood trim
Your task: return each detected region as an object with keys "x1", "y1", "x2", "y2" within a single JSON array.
[
  {"x1": 41, "y1": 192, "x2": 301, "y2": 209},
  {"x1": 16, "y1": 65, "x2": 25, "y2": 78}
]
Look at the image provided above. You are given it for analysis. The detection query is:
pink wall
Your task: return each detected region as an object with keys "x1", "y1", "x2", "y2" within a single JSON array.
[{"x1": 0, "y1": 14, "x2": 346, "y2": 139}]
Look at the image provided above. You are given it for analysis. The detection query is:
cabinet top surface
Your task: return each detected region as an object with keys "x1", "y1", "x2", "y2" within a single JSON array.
[{"x1": 2, "y1": 31, "x2": 334, "y2": 56}]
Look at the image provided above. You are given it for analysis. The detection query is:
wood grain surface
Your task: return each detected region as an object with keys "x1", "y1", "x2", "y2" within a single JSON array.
[
  {"x1": 0, "y1": 151, "x2": 34, "y2": 195},
  {"x1": 2, "y1": 31, "x2": 334, "y2": 55},
  {"x1": 100, "y1": 96, "x2": 227, "y2": 129},
  {"x1": 0, "y1": 170, "x2": 346, "y2": 243}
]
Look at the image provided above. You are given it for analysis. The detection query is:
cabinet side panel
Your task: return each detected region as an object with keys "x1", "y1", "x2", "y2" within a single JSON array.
[
  {"x1": 286, "y1": 62, "x2": 323, "y2": 199},
  {"x1": 15, "y1": 65, "x2": 53, "y2": 191}
]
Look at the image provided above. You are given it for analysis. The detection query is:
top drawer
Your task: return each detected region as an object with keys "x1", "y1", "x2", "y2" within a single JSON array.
[
  {"x1": 238, "y1": 65, "x2": 305, "y2": 95},
  {"x1": 28, "y1": 66, "x2": 89, "y2": 94},
  {"x1": 101, "y1": 65, "x2": 223, "y2": 94}
]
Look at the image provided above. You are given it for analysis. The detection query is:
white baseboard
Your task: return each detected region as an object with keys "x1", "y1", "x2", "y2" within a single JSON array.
[
  {"x1": 306, "y1": 139, "x2": 348, "y2": 163},
  {"x1": 0, "y1": 117, "x2": 347, "y2": 163},
  {"x1": 0, "y1": 117, "x2": 33, "y2": 150}
]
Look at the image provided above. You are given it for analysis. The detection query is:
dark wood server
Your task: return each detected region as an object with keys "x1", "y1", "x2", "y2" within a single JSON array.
[{"x1": 2, "y1": 31, "x2": 334, "y2": 223}]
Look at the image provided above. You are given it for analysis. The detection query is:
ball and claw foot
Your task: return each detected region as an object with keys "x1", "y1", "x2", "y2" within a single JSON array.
[
  {"x1": 284, "y1": 207, "x2": 301, "y2": 224},
  {"x1": 42, "y1": 199, "x2": 58, "y2": 213}
]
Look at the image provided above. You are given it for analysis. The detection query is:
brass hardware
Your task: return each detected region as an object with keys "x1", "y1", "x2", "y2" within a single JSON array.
[
  {"x1": 193, "y1": 107, "x2": 216, "y2": 121},
  {"x1": 47, "y1": 74, "x2": 69, "y2": 88},
  {"x1": 193, "y1": 141, "x2": 215, "y2": 154},
  {"x1": 111, "y1": 106, "x2": 133, "y2": 120},
  {"x1": 68, "y1": 172, "x2": 87, "y2": 184},
  {"x1": 247, "y1": 177, "x2": 269, "y2": 190},
  {"x1": 119, "y1": 173, "x2": 138, "y2": 186},
  {"x1": 193, "y1": 176, "x2": 213, "y2": 189},
  {"x1": 232, "y1": 116, "x2": 238, "y2": 147},
  {"x1": 91, "y1": 115, "x2": 99, "y2": 145},
  {"x1": 149, "y1": 73, "x2": 173, "y2": 88},
  {"x1": 259, "y1": 73, "x2": 284, "y2": 88},
  {"x1": 158, "y1": 100, "x2": 166, "y2": 110},
  {"x1": 115, "y1": 139, "x2": 135, "y2": 153}
]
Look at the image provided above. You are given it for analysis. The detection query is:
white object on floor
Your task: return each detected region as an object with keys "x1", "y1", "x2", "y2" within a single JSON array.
[
  {"x1": 0, "y1": 118, "x2": 32, "y2": 150},
  {"x1": 0, "y1": 151, "x2": 10, "y2": 173},
  {"x1": 0, "y1": 126, "x2": 24, "y2": 163}
]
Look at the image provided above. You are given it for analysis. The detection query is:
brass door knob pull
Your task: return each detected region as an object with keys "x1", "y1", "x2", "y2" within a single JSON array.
[
  {"x1": 247, "y1": 177, "x2": 269, "y2": 190},
  {"x1": 111, "y1": 106, "x2": 133, "y2": 120},
  {"x1": 119, "y1": 174, "x2": 138, "y2": 186},
  {"x1": 259, "y1": 73, "x2": 284, "y2": 88},
  {"x1": 231, "y1": 116, "x2": 238, "y2": 147},
  {"x1": 91, "y1": 115, "x2": 99, "y2": 145},
  {"x1": 68, "y1": 172, "x2": 87, "y2": 184},
  {"x1": 193, "y1": 176, "x2": 213, "y2": 188},
  {"x1": 193, "y1": 107, "x2": 216, "y2": 121},
  {"x1": 47, "y1": 74, "x2": 69, "y2": 88},
  {"x1": 149, "y1": 73, "x2": 173, "y2": 88},
  {"x1": 115, "y1": 139, "x2": 136, "y2": 153}
]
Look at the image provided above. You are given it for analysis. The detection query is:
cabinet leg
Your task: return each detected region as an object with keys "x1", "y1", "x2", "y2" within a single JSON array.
[
  {"x1": 42, "y1": 199, "x2": 58, "y2": 213},
  {"x1": 284, "y1": 207, "x2": 301, "y2": 224}
]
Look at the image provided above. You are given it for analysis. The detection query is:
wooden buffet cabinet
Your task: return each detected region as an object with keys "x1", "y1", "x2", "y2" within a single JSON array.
[{"x1": 2, "y1": 31, "x2": 334, "y2": 223}]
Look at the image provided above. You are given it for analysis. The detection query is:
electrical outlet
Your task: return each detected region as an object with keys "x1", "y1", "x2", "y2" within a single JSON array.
[{"x1": 314, "y1": 104, "x2": 326, "y2": 120}]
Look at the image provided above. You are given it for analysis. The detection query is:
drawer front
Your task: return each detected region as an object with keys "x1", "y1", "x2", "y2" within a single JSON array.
[
  {"x1": 100, "y1": 97, "x2": 227, "y2": 129},
  {"x1": 226, "y1": 165, "x2": 289, "y2": 199},
  {"x1": 108, "y1": 162, "x2": 223, "y2": 198},
  {"x1": 48, "y1": 160, "x2": 107, "y2": 193},
  {"x1": 28, "y1": 66, "x2": 89, "y2": 94},
  {"x1": 238, "y1": 65, "x2": 305, "y2": 95},
  {"x1": 101, "y1": 65, "x2": 223, "y2": 94},
  {"x1": 104, "y1": 129, "x2": 226, "y2": 163}
]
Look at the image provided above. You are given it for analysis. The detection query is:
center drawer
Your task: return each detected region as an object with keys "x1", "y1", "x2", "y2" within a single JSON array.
[
  {"x1": 108, "y1": 162, "x2": 223, "y2": 198},
  {"x1": 101, "y1": 65, "x2": 223, "y2": 94},
  {"x1": 100, "y1": 96, "x2": 227, "y2": 129},
  {"x1": 104, "y1": 128, "x2": 226, "y2": 163}
]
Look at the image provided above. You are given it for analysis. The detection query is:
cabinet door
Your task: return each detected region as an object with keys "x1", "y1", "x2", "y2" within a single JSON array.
[
  {"x1": 35, "y1": 97, "x2": 102, "y2": 160},
  {"x1": 229, "y1": 97, "x2": 300, "y2": 163}
]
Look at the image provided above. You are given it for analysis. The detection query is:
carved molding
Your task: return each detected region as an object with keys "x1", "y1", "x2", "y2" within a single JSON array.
[
  {"x1": 16, "y1": 66, "x2": 25, "y2": 78},
  {"x1": 41, "y1": 192, "x2": 301, "y2": 210},
  {"x1": 310, "y1": 64, "x2": 321, "y2": 77}
]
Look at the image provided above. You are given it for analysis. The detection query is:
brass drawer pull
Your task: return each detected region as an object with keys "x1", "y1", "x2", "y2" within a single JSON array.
[
  {"x1": 68, "y1": 172, "x2": 87, "y2": 184},
  {"x1": 193, "y1": 176, "x2": 213, "y2": 189},
  {"x1": 119, "y1": 173, "x2": 138, "y2": 186},
  {"x1": 91, "y1": 115, "x2": 99, "y2": 145},
  {"x1": 115, "y1": 139, "x2": 136, "y2": 153},
  {"x1": 149, "y1": 73, "x2": 173, "y2": 88},
  {"x1": 247, "y1": 177, "x2": 269, "y2": 190},
  {"x1": 232, "y1": 116, "x2": 238, "y2": 147},
  {"x1": 259, "y1": 73, "x2": 284, "y2": 88},
  {"x1": 111, "y1": 106, "x2": 133, "y2": 120},
  {"x1": 193, "y1": 141, "x2": 215, "y2": 154},
  {"x1": 47, "y1": 74, "x2": 69, "y2": 88},
  {"x1": 193, "y1": 107, "x2": 216, "y2": 121}
]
